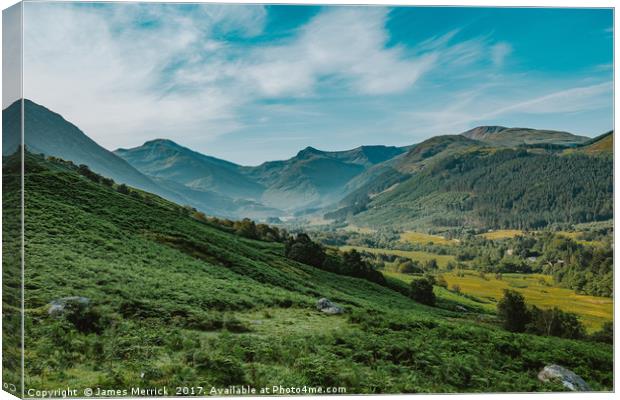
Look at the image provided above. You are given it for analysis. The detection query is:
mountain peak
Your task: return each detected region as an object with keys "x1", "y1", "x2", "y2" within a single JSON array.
[
  {"x1": 461, "y1": 126, "x2": 509, "y2": 139},
  {"x1": 142, "y1": 138, "x2": 181, "y2": 148},
  {"x1": 296, "y1": 146, "x2": 323, "y2": 157}
]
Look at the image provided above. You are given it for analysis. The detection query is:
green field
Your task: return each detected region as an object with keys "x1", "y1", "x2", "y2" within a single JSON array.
[
  {"x1": 478, "y1": 230, "x2": 524, "y2": 240},
  {"x1": 400, "y1": 231, "x2": 458, "y2": 246},
  {"x1": 339, "y1": 245, "x2": 456, "y2": 268},
  {"x1": 385, "y1": 270, "x2": 612, "y2": 332}
]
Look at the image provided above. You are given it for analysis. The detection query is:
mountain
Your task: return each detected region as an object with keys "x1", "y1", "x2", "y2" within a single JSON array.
[
  {"x1": 243, "y1": 145, "x2": 407, "y2": 210},
  {"x1": 461, "y1": 125, "x2": 589, "y2": 147},
  {"x1": 345, "y1": 144, "x2": 613, "y2": 230},
  {"x1": 6, "y1": 150, "x2": 611, "y2": 392},
  {"x1": 325, "y1": 135, "x2": 483, "y2": 221},
  {"x1": 116, "y1": 140, "x2": 407, "y2": 212},
  {"x1": 115, "y1": 139, "x2": 263, "y2": 199},
  {"x1": 2, "y1": 99, "x2": 186, "y2": 205}
]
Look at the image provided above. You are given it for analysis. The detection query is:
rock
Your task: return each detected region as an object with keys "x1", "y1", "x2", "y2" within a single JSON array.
[
  {"x1": 316, "y1": 298, "x2": 344, "y2": 315},
  {"x1": 538, "y1": 364, "x2": 591, "y2": 391},
  {"x1": 48, "y1": 296, "x2": 91, "y2": 317},
  {"x1": 455, "y1": 305, "x2": 468, "y2": 312}
]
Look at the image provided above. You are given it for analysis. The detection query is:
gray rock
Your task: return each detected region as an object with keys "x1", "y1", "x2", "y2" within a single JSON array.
[
  {"x1": 316, "y1": 298, "x2": 344, "y2": 315},
  {"x1": 538, "y1": 364, "x2": 591, "y2": 391},
  {"x1": 455, "y1": 305, "x2": 468, "y2": 312},
  {"x1": 48, "y1": 296, "x2": 91, "y2": 317}
]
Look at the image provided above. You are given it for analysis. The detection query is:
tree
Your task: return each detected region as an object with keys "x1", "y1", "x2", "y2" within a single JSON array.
[
  {"x1": 284, "y1": 233, "x2": 326, "y2": 268},
  {"x1": 398, "y1": 260, "x2": 422, "y2": 274},
  {"x1": 424, "y1": 259, "x2": 438, "y2": 270},
  {"x1": 527, "y1": 306, "x2": 585, "y2": 339},
  {"x1": 409, "y1": 277, "x2": 436, "y2": 306},
  {"x1": 117, "y1": 184, "x2": 130, "y2": 195},
  {"x1": 497, "y1": 290, "x2": 530, "y2": 332},
  {"x1": 233, "y1": 218, "x2": 258, "y2": 239}
]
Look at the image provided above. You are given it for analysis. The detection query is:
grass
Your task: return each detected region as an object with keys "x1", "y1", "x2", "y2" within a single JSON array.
[
  {"x1": 556, "y1": 231, "x2": 606, "y2": 247},
  {"x1": 400, "y1": 231, "x2": 458, "y2": 246},
  {"x1": 342, "y1": 225, "x2": 376, "y2": 234},
  {"x1": 479, "y1": 230, "x2": 524, "y2": 240},
  {"x1": 3, "y1": 153, "x2": 613, "y2": 394},
  {"x1": 339, "y1": 245, "x2": 456, "y2": 268},
  {"x1": 388, "y1": 269, "x2": 611, "y2": 332}
]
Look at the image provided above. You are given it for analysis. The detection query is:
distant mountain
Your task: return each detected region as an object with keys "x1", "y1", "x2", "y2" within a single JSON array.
[
  {"x1": 117, "y1": 140, "x2": 407, "y2": 212},
  {"x1": 4, "y1": 99, "x2": 609, "y2": 229},
  {"x1": 115, "y1": 139, "x2": 263, "y2": 199},
  {"x1": 243, "y1": 145, "x2": 407, "y2": 210},
  {"x1": 2, "y1": 99, "x2": 186, "y2": 204},
  {"x1": 325, "y1": 135, "x2": 483, "y2": 220},
  {"x1": 567, "y1": 131, "x2": 613, "y2": 156},
  {"x1": 461, "y1": 125, "x2": 589, "y2": 147},
  {"x1": 336, "y1": 138, "x2": 612, "y2": 230}
]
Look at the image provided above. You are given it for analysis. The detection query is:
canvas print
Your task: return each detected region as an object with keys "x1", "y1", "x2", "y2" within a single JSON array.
[{"x1": 1, "y1": 1, "x2": 614, "y2": 397}]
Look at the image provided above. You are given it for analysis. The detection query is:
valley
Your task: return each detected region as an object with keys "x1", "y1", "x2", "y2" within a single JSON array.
[{"x1": 2, "y1": 99, "x2": 614, "y2": 393}]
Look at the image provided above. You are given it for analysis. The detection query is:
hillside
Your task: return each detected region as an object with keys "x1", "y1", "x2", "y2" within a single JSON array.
[
  {"x1": 461, "y1": 126, "x2": 589, "y2": 147},
  {"x1": 1, "y1": 99, "x2": 186, "y2": 206},
  {"x1": 4, "y1": 152, "x2": 612, "y2": 392},
  {"x1": 342, "y1": 146, "x2": 612, "y2": 230},
  {"x1": 566, "y1": 131, "x2": 613, "y2": 156}
]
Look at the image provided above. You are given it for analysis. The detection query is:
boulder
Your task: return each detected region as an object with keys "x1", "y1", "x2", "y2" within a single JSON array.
[
  {"x1": 537, "y1": 364, "x2": 591, "y2": 391},
  {"x1": 48, "y1": 296, "x2": 91, "y2": 317},
  {"x1": 316, "y1": 298, "x2": 344, "y2": 315}
]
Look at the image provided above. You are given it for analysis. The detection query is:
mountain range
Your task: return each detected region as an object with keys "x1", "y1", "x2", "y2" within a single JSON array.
[{"x1": 2, "y1": 99, "x2": 612, "y2": 230}]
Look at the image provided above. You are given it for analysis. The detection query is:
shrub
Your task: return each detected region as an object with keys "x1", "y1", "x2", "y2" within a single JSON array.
[
  {"x1": 497, "y1": 290, "x2": 529, "y2": 333},
  {"x1": 410, "y1": 277, "x2": 436, "y2": 306},
  {"x1": 284, "y1": 233, "x2": 326, "y2": 268},
  {"x1": 192, "y1": 350, "x2": 246, "y2": 385},
  {"x1": 527, "y1": 306, "x2": 585, "y2": 339},
  {"x1": 117, "y1": 184, "x2": 129, "y2": 194},
  {"x1": 590, "y1": 322, "x2": 613, "y2": 344}
]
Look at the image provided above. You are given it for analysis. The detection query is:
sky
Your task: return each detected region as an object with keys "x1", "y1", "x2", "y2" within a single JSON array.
[{"x1": 4, "y1": 2, "x2": 614, "y2": 165}]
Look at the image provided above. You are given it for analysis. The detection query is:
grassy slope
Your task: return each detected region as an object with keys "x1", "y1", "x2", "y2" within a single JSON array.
[{"x1": 10, "y1": 154, "x2": 612, "y2": 393}]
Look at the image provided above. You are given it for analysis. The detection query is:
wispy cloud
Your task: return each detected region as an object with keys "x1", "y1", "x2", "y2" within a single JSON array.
[
  {"x1": 490, "y1": 42, "x2": 512, "y2": 67},
  {"x1": 403, "y1": 81, "x2": 613, "y2": 136},
  {"x1": 16, "y1": 3, "x2": 613, "y2": 161}
]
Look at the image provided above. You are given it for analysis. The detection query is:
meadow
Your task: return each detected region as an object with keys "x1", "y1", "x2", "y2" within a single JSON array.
[
  {"x1": 339, "y1": 245, "x2": 456, "y2": 268},
  {"x1": 478, "y1": 230, "x2": 524, "y2": 240},
  {"x1": 384, "y1": 270, "x2": 612, "y2": 332},
  {"x1": 400, "y1": 231, "x2": 458, "y2": 246}
]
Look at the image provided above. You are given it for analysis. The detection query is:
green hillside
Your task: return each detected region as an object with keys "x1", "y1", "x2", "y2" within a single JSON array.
[
  {"x1": 342, "y1": 145, "x2": 612, "y2": 231},
  {"x1": 3, "y1": 152, "x2": 612, "y2": 393}
]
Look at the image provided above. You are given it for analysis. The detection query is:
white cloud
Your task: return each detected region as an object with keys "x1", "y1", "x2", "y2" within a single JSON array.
[
  {"x1": 19, "y1": 3, "x2": 532, "y2": 154},
  {"x1": 403, "y1": 81, "x2": 613, "y2": 136},
  {"x1": 490, "y1": 42, "x2": 512, "y2": 67},
  {"x1": 21, "y1": 2, "x2": 264, "y2": 149}
]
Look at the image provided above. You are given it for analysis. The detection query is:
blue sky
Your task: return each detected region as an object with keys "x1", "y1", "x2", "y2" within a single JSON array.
[{"x1": 14, "y1": 3, "x2": 613, "y2": 165}]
